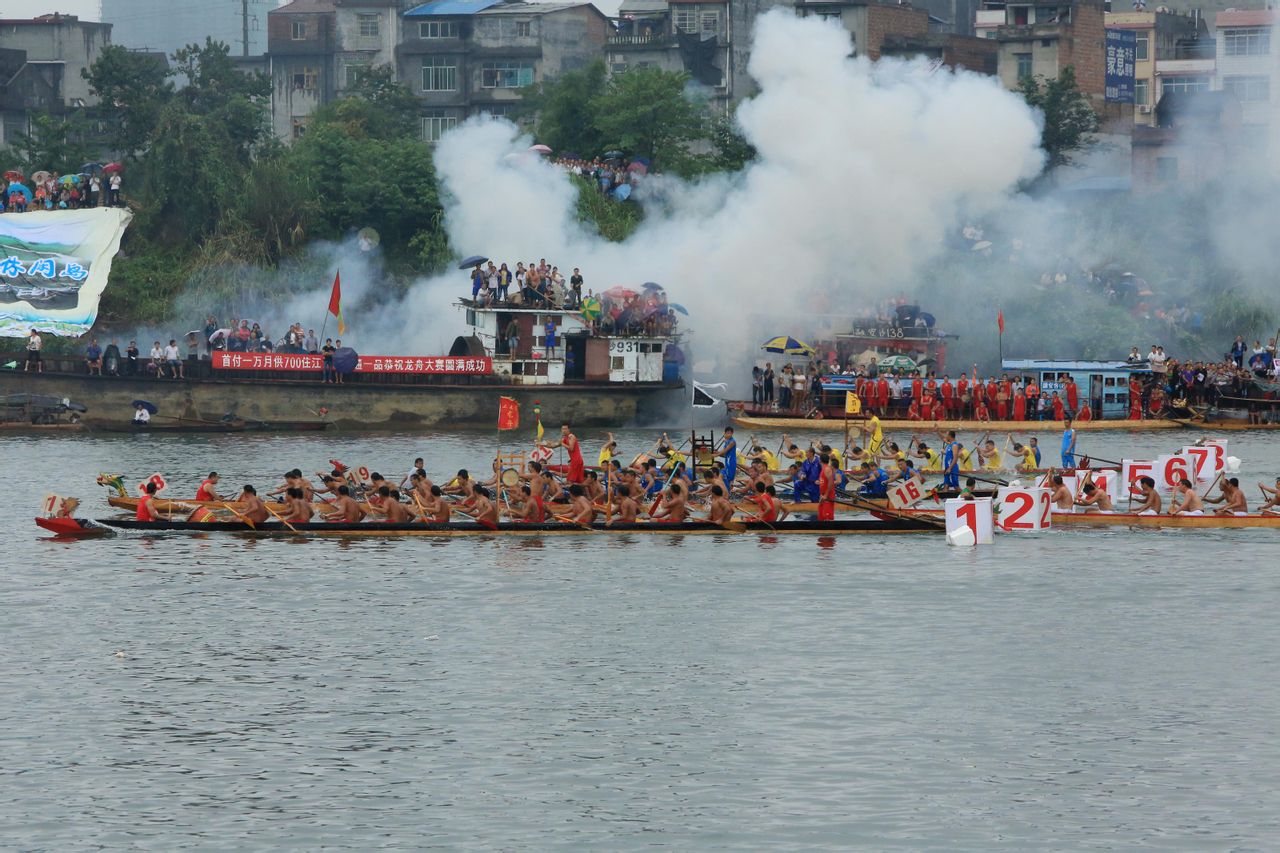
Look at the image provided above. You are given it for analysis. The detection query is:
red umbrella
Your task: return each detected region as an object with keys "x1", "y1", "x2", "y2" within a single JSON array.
[
  {"x1": 103, "y1": 163, "x2": 124, "y2": 175},
  {"x1": 4, "y1": 170, "x2": 23, "y2": 182},
  {"x1": 603, "y1": 285, "x2": 638, "y2": 300}
]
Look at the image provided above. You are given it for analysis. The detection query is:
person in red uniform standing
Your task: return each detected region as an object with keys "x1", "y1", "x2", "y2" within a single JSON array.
[
  {"x1": 137, "y1": 482, "x2": 160, "y2": 521},
  {"x1": 876, "y1": 375, "x2": 889, "y2": 415},
  {"x1": 561, "y1": 424, "x2": 585, "y2": 484},
  {"x1": 956, "y1": 373, "x2": 969, "y2": 418},
  {"x1": 1013, "y1": 387, "x2": 1027, "y2": 421},
  {"x1": 920, "y1": 393, "x2": 933, "y2": 422},
  {"x1": 1065, "y1": 376, "x2": 1079, "y2": 416},
  {"x1": 1052, "y1": 392, "x2": 1066, "y2": 421},
  {"x1": 817, "y1": 453, "x2": 837, "y2": 521},
  {"x1": 911, "y1": 372, "x2": 923, "y2": 403},
  {"x1": 939, "y1": 375, "x2": 954, "y2": 417},
  {"x1": 195, "y1": 472, "x2": 221, "y2": 502}
]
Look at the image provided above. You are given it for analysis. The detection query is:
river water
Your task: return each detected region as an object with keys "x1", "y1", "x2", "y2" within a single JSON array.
[{"x1": 4, "y1": 426, "x2": 1280, "y2": 849}]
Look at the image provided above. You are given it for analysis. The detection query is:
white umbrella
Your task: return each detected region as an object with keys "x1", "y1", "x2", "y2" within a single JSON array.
[{"x1": 208, "y1": 328, "x2": 231, "y2": 343}]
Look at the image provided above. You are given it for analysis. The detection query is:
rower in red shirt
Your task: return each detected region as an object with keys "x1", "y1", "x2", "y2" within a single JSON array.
[
  {"x1": 747, "y1": 481, "x2": 789, "y2": 523},
  {"x1": 195, "y1": 471, "x2": 221, "y2": 502},
  {"x1": 817, "y1": 453, "x2": 837, "y2": 521},
  {"x1": 136, "y1": 482, "x2": 160, "y2": 521}
]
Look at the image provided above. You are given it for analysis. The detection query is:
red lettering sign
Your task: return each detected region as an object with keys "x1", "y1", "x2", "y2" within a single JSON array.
[{"x1": 211, "y1": 352, "x2": 492, "y2": 375}]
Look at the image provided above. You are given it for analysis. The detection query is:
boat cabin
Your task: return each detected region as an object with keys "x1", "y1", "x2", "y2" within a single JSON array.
[
  {"x1": 457, "y1": 302, "x2": 676, "y2": 386},
  {"x1": 1001, "y1": 359, "x2": 1151, "y2": 420}
]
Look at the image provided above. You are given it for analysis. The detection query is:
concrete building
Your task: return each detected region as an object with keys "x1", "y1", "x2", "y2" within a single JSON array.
[
  {"x1": 265, "y1": 0, "x2": 400, "y2": 141},
  {"x1": 1131, "y1": 90, "x2": 1240, "y2": 193},
  {"x1": 606, "y1": 0, "x2": 731, "y2": 108},
  {"x1": 879, "y1": 31, "x2": 998, "y2": 72},
  {"x1": 101, "y1": 0, "x2": 277, "y2": 58},
  {"x1": 1105, "y1": 9, "x2": 1210, "y2": 126},
  {"x1": 0, "y1": 13, "x2": 112, "y2": 109},
  {"x1": 1211, "y1": 8, "x2": 1276, "y2": 128},
  {"x1": 793, "y1": 0, "x2": 931, "y2": 60},
  {"x1": 399, "y1": 0, "x2": 611, "y2": 141},
  {"x1": 975, "y1": 0, "x2": 1107, "y2": 101}
]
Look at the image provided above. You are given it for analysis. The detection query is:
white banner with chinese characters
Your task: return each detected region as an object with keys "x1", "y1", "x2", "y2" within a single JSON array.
[
  {"x1": 0, "y1": 208, "x2": 133, "y2": 338},
  {"x1": 212, "y1": 352, "x2": 493, "y2": 375}
]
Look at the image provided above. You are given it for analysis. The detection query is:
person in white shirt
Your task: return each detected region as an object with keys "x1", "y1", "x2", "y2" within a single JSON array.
[
  {"x1": 24, "y1": 328, "x2": 41, "y2": 372},
  {"x1": 88, "y1": 175, "x2": 101, "y2": 207},
  {"x1": 109, "y1": 173, "x2": 122, "y2": 206},
  {"x1": 164, "y1": 339, "x2": 184, "y2": 379},
  {"x1": 150, "y1": 341, "x2": 166, "y2": 377},
  {"x1": 133, "y1": 403, "x2": 151, "y2": 425}
]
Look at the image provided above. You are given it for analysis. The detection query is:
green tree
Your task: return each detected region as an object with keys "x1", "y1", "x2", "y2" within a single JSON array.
[
  {"x1": 707, "y1": 108, "x2": 756, "y2": 172},
  {"x1": 348, "y1": 64, "x2": 421, "y2": 138},
  {"x1": 171, "y1": 38, "x2": 272, "y2": 160},
  {"x1": 81, "y1": 44, "x2": 173, "y2": 156},
  {"x1": 6, "y1": 113, "x2": 95, "y2": 174},
  {"x1": 1017, "y1": 66, "x2": 1099, "y2": 171},
  {"x1": 524, "y1": 60, "x2": 608, "y2": 156},
  {"x1": 590, "y1": 67, "x2": 708, "y2": 173}
]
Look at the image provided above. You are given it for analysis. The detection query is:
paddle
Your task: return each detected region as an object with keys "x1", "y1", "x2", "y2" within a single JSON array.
[
  {"x1": 734, "y1": 501, "x2": 776, "y2": 532},
  {"x1": 220, "y1": 501, "x2": 255, "y2": 529},
  {"x1": 843, "y1": 492, "x2": 946, "y2": 528},
  {"x1": 262, "y1": 502, "x2": 299, "y2": 533},
  {"x1": 553, "y1": 512, "x2": 600, "y2": 532}
]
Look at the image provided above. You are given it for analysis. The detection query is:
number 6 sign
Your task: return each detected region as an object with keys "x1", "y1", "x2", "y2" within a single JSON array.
[{"x1": 888, "y1": 477, "x2": 926, "y2": 508}]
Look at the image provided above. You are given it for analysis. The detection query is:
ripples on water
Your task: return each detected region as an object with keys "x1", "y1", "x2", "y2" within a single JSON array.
[{"x1": 4, "y1": 430, "x2": 1280, "y2": 849}]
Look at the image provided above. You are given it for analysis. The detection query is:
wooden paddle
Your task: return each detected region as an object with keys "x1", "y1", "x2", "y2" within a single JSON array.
[
  {"x1": 220, "y1": 502, "x2": 255, "y2": 529},
  {"x1": 262, "y1": 502, "x2": 299, "y2": 533},
  {"x1": 842, "y1": 492, "x2": 946, "y2": 528},
  {"x1": 553, "y1": 512, "x2": 600, "y2": 532}
]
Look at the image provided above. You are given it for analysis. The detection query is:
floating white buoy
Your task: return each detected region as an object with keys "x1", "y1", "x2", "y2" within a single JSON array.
[
  {"x1": 947, "y1": 526, "x2": 977, "y2": 547},
  {"x1": 1225, "y1": 456, "x2": 1241, "y2": 474},
  {"x1": 1008, "y1": 479, "x2": 1022, "y2": 488},
  {"x1": 114, "y1": 650, "x2": 126, "y2": 659}
]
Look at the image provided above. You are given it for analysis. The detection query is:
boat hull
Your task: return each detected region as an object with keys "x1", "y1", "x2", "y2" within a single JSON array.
[
  {"x1": 0, "y1": 370, "x2": 679, "y2": 431},
  {"x1": 41, "y1": 516, "x2": 942, "y2": 537},
  {"x1": 733, "y1": 415, "x2": 1184, "y2": 432}
]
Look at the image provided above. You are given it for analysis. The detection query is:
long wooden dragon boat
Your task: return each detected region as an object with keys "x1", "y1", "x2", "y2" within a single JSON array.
[{"x1": 37, "y1": 516, "x2": 944, "y2": 538}]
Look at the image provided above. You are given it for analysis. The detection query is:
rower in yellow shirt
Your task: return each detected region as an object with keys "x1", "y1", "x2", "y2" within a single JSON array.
[
  {"x1": 747, "y1": 441, "x2": 779, "y2": 472},
  {"x1": 957, "y1": 442, "x2": 977, "y2": 471},
  {"x1": 977, "y1": 438, "x2": 1003, "y2": 471},
  {"x1": 1012, "y1": 441, "x2": 1037, "y2": 471},
  {"x1": 913, "y1": 440, "x2": 942, "y2": 472},
  {"x1": 598, "y1": 432, "x2": 618, "y2": 467}
]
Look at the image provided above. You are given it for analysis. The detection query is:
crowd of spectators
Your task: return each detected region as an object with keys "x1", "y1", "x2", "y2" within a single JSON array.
[
  {"x1": 5, "y1": 170, "x2": 124, "y2": 213},
  {"x1": 554, "y1": 157, "x2": 645, "y2": 196}
]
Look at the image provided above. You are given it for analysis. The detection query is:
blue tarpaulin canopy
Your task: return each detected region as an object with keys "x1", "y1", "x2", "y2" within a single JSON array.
[{"x1": 405, "y1": 0, "x2": 502, "y2": 15}]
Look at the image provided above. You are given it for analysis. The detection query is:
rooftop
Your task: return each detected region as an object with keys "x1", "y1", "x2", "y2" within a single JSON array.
[
  {"x1": 1215, "y1": 9, "x2": 1274, "y2": 27},
  {"x1": 271, "y1": 0, "x2": 338, "y2": 13}
]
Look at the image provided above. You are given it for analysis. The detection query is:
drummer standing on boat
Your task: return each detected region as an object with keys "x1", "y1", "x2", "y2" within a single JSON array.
[
  {"x1": 560, "y1": 424, "x2": 585, "y2": 483},
  {"x1": 1060, "y1": 417, "x2": 1077, "y2": 468}
]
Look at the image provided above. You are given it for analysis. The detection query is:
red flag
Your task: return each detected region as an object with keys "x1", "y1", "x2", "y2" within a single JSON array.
[
  {"x1": 328, "y1": 272, "x2": 345, "y2": 335},
  {"x1": 997, "y1": 310, "x2": 1005, "y2": 335},
  {"x1": 497, "y1": 396, "x2": 519, "y2": 430}
]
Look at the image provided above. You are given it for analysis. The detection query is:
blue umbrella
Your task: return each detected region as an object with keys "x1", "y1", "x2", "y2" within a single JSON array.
[
  {"x1": 642, "y1": 281, "x2": 663, "y2": 290},
  {"x1": 131, "y1": 399, "x2": 158, "y2": 414},
  {"x1": 669, "y1": 303, "x2": 689, "y2": 316},
  {"x1": 333, "y1": 347, "x2": 358, "y2": 374},
  {"x1": 612, "y1": 183, "x2": 632, "y2": 201},
  {"x1": 457, "y1": 255, "x2": 488, "y2": 269},
  {"x1": 7, "y1": 182, "x2": 31, "y2": 202},
  {"x1": 80, "y1": 162, "x2": 103, "y2": 175}
]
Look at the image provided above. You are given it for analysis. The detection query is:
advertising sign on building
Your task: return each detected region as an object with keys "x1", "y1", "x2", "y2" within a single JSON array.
[{"x1": 1105, "y1": 29, "x2": 1137, "y2": 103}]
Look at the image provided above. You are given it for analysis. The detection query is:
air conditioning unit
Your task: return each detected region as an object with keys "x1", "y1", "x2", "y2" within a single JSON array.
[{"x1": 1138, "y1": 105, "x2": 1153, "y2": 113}]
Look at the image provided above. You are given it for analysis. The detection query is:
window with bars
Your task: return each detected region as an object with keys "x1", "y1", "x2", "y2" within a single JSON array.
[
  {"x1": 292, "y1": 68, "x2": 318, "y2": 90},
  {"x1": 419, "y1": 21, "x2": 458, "y2": 38},
  {"x1": 422, "y1": 57, "x2": 457, "y2": 91},
  {"x1": 516, "y1": 20, "x2": 531, "y2": 36},
  {"x1": 1224, "y1": 26, "x2": 1270, "y2": 56},
  {"x1": 421, "y1": 111, "x2": 458, "y2": 142},
  {"x1": 1225, "y1": 74, "x2": 1270, "y2": 102},
  {"x1": 673, "y1": 7, "x2": 697, "y2": 32},
  {"x1": 357, "y1": 14, "x2": 379, "y2": 37},
  {"x1": 481, "y1": 61, "x2": 534, "y2": 88},
  {"x1": 1161, "y1": 75, "x2": 1209, "y2": 94}
]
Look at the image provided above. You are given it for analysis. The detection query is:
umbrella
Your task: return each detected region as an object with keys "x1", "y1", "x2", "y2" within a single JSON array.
[
  {"x1": 208, "y1": 327, "x2": 231, "y2": 343},
  {"x1": 972, "y1": 240, "x2": 993, "y2": 252},
  {"x1": 603, "y1": 285, "x2": 638, "y2": 300},
  {"x1": 59, "y1": 174, "x2": 81, "y2": 186},
  {"x1": 628, "y1": 162, "x2": 648, "y2": 175},
  {"x1": 761, "y1": 336, "x2": 816, "y2": 356},
  {"x1": 580, "y1": 295, "x2": 602, "y2": 322},
  {"x1": 642, "y1": 281, "x2": 663, "y2": 290},
  {"x1": 333, "y1": 347, "x2": 358, "y2": 375},
  {"x1": 457, "y1": 255, "x2": 488, "y2": 269},
  {"x1": 668, "y1": 302, "x2": 689, "y2": 316},
  {"x1": 4, "y1": 169, "x2": 22, "y2": 182},
  {"x1": 612, "y1": 183, "x2": 632, "y2": 201},
  {"x1": 6, "y1": 183, "x2": 31, "y2": 202},
  {"x1": 528, "y1": 144, "x2": 552, "y2": 154},
  {"x1": 878, "y1": 354, "x2": 918, "y2": 372},
  {"x1": 602, "y1": 150, "x2": 625, "y2": 159},
  {"x1": 80, "y1": 162, "x2": 103, "y2": 174},
  {"x1": 102, "y1": 163, "x2": 124, "y2": 175},
  {"x1": 853, "y1": 349, "x2": 880, "y2": 367},
  {"x1": 131, "y1": 399, "x2": 158, "y2": 415},
  {"x1": 31, "y1": 170, "x2": 50, "y2": 185},
  {"x1": 631, "y1": 156, "x2": 650, "y2": 167}
]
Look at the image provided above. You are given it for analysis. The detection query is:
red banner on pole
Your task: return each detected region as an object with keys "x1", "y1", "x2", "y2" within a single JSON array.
[
  {"x1": 498, "y1": 396, "x2": 520, "y2": 430},
  {"x1": 997, "y1": 310, "x2": 1005, "y2": 335}
]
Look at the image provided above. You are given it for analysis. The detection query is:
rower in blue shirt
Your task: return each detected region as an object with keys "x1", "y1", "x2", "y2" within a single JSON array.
[
  {"x1": 1060, "y1": 417, "x2": 1077, "y2": 468},
  {"x1": 1030, "y1": 436, "x2": 1042, "y2": 467},
  {"x1": 857, "y1": 462, "x2": 889, "y2": 498},
  {"x1": 716, "y1": 426, "x2": 738, "y2": 487},
  {"x1": 795, "y1": 447, "x2": 821, "y2": 502},
  {"x1": 937, "y1": 428, "x2": 960, "y2": 490}
]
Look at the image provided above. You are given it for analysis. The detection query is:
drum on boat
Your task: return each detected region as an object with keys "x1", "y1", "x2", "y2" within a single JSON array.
[
  {"x1": 500, "y1": 467, "x2": 521, "y2": 488},
  {"x1": 187, "y1": 506, "x2": 217, "y2": 523}
]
